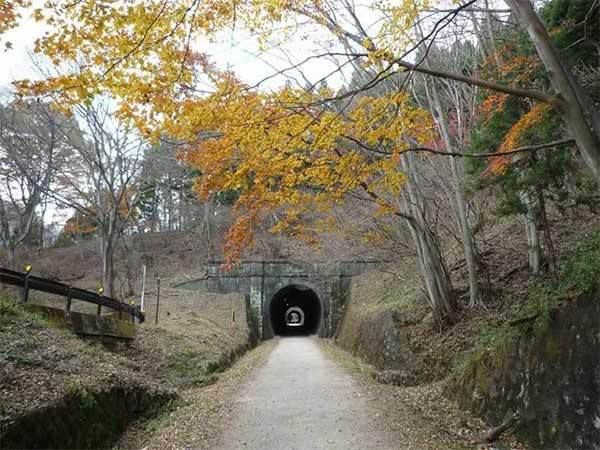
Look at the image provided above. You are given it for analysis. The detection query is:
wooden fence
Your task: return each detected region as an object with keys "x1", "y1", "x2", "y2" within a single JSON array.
[{"x1": 0, "y1": 267, "x2": 144, "y2": 323}]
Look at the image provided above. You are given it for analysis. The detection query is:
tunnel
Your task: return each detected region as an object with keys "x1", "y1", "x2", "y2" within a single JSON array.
[{"x1": 269, "y1": 285, "x2": 322, "y2": 336}]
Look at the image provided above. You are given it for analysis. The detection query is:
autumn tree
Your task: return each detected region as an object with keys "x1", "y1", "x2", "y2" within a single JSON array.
[
  {"x1": 468, "y1": 0, "x2": 599, "y2": 275},
  {"x1": 60, "y1": 211, "x2": 98, "y2": 242},
  {"x1": 12, "y1": 0, "x2": 600, "y2": 177}
]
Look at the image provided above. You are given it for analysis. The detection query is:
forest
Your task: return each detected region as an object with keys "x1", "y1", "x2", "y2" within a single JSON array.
[{"x1": 1, "y1": 0, "x2": 598, "y2": 318}]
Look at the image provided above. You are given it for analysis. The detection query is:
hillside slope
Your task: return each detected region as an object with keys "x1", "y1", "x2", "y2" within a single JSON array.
[{"x1": 336, "y1": 213, "x2": 600, "y2": 448}]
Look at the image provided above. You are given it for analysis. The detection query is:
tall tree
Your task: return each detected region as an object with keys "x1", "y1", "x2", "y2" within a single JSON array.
[
  {"x1": 0, "y1": 100, "x2": 68, "y2": 268},
  {"x1": 48, "y1": 100, "x2": 145, "y2": 298}
]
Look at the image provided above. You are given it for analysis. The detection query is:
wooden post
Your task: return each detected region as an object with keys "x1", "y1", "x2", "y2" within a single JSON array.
[
  {"x1": 65, "y1": 286, "x2": 72, "y2": 312},
  {"x1": 154, "y1": 276, "x2": 161, "y2": 325},
  {"x1": 96, "y1": 287, "x2": 103, "y2": 317},
  {"x1": 22, "y1": 264, "x2": 32, "y2": 303},
  {"x1": 22, "y1": 273, "x2": 30, "y2": 303}
]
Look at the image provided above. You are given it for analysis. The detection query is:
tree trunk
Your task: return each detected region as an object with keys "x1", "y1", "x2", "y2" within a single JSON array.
[
  {"x1": 426, "y1": 77, "x2": 481, "y2": 306},
  {"x1": 414, "y1": 18, "x2": 480, "y2": 306},
  {"x1": 401, "y1": 153, "x2": 456, "y2": 323},
  {"x1": 416, "y1": 225, "x2": 456, "y2": 323},
  {"x1": 520, "y1": 190, "x2": 543, "y2": 275},
  {"x1": 6, "y1": 245, "x2": 16, "y2": 270},
  {"x1": 101, "y1": 236, "x2": 116, "y2": 298},
  {"x1": 201, "y1": 201, "x2": 213, "y2": 260},
  {"x1": 506, "y1": 0, "x2": 600, "y2": 183}
]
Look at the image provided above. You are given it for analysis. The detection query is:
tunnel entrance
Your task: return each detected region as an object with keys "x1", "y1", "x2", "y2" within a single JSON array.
[{"x1": 269, "y1": 285, "x2": 322, "y2": 336}]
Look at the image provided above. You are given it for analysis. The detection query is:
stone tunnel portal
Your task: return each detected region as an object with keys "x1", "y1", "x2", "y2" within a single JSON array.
[{"x1": 269, "y1": 285, "x2": 322, "y2": 336}]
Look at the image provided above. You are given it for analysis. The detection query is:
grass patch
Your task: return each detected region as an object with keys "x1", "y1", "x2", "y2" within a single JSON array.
[
  {"x1": 320, "y1": 339, "x2": 377, "y2": 380},
  {"x1": 363, "y1": 277, "x2": 428, "y2": 326},
  {"x1": 0, "y1": 297, "x2": 21, "y2": 320},
  {"x1": 0, "y1": 296, "x2": 44, "y2": 327},
  {"x1": 143, "y1": 398, "x2": 188, "y2": 432},
  {"x1": 64, "y1": 379, "x2": 98, "y2": 410},
  {"x1": 164, "y1": 347, "x2": 221, "y2": 387},
  {"x1": 162, "y1": 345, "x2": 242, "y2": 388}
]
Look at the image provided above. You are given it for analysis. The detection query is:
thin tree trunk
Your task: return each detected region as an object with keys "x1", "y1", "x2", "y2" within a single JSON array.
[
  {"x1": 6, "y1": 246, "x2": 16, "y2": 270},
  {"x1": 483, "y1": 0, "x2": 502, "y2": 67},
  {"x1": 415, "y1": 18, "x2": 481, "y2": 306},
  {"x1": 201, "y1": 201, "x2": 213, "y2": 260},
  {"x1": 101, "y1": 235, "x2": 116, "y2": 298},
  {"x1": 401, "y1": 154, "x2": 456, "y2": 323},
  {"x1": 427, "y1": 79, "x2": 481, "y2": 306},
  {"x1": 520, "y1": 190, "x2": 543, "y2": 275},
  {"x1": 536, "y1": 186, "x2": 556, "y2": 271}
]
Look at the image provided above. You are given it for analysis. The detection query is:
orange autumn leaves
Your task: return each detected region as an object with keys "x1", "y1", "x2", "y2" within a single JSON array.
[
  {"x1": 0, "y1": 0, "x2": 29, "y2": 48},
  {"x1": 487, "y1": 103, "x2": 553, "y2": 175},
  {"x1": 479, "y1": 46, "x2": 548, "y2": 175},
  {"x1": 180, "y1": 85, "x2": 433, "y2": 262}
]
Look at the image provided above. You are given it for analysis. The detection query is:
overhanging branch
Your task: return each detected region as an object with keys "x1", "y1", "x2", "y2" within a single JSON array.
[{"x1": 404, "y1": 138, "x2": 575, "y2": 158}]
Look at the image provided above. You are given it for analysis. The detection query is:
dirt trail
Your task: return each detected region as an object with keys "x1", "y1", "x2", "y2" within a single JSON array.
[
  {"x1": 215, "y1": 336, "x2": 397, "y2": 450},
  {"x1": 118, "y1": 336, "x2": 500, "y2": 450}
]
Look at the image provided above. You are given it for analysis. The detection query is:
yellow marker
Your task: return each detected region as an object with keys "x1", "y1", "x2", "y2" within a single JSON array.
[
  {"x1": 98, "y1": 287, "x2": 104, "y2": 295},
  {"x1": 24, "y1": 264, "x2": 32, "y2": 273}
]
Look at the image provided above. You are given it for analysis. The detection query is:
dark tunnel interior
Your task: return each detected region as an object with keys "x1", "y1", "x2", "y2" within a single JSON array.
[{"x1": 269, "y1": 285, "x2": 322, "y2": 336}]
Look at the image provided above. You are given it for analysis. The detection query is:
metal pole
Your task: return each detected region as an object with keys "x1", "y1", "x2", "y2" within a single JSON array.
[
  {"x1": 140, "y1": 264, "x2": 147, "y2": 311},
  {"x1": 154, "y1": 276, "x2": 161, "y2": 325}
]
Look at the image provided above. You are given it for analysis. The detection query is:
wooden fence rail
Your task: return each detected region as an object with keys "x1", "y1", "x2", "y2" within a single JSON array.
[{"x1": 0, "y1": 267, "x2": 144, "y2": 323}]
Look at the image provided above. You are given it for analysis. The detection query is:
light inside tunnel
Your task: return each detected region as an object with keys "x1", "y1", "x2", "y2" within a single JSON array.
[{"x1": 269, "y1": 285, "x2": 321, "y2": 336}]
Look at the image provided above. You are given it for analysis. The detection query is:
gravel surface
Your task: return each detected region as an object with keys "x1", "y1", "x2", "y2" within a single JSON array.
[{"x1": 215, "y1": 336, "x2": 398, "y2": 450}]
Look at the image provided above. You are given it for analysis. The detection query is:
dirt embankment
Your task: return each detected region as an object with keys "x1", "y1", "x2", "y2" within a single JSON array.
[
  {"x1": 0, "y1": 282, "x2": 251, "y2": 449},
  {"x1": 336, "y1": 214, "x2": 600, "y2": 449}
]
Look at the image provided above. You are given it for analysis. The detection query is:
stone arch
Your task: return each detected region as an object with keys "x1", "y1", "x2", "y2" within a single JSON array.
[{"x1": 264, "y1": 281, "x2": 325, "y2": 338}]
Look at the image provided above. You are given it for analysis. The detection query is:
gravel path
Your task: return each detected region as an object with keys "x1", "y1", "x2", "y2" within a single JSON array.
[{"x1": 215, "y1": 336, "x2": 398, "y2": 450}]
